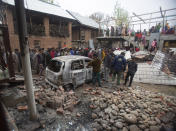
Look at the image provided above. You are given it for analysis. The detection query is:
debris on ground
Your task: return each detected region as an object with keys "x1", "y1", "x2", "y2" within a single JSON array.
[
  {"x1": 1, "y1": 76, "x2": 176, "y2": 131},
  {"x1": 132, "y1": 51, "x2": 154, "y2": 62},
  {"x1": 89, "y1": 86, "x2": 176, "y2": 131}
]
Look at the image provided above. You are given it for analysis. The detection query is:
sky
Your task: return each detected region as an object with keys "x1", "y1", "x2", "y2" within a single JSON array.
[{"x1": 56, "y1": 0, "x2": 176, "y2": 30}]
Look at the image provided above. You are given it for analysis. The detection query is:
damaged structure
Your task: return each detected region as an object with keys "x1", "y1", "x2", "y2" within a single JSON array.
[
  {"x1": 0, "y1": 0, "x2": 100, "y2": 50},
  {"x1": 1, "y1": 0, "x2": 75, "y2": 49}
]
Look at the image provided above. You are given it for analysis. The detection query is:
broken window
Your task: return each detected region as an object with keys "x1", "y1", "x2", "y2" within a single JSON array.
[
  {"x1": 48, "y1": 60, "x2": 62, "y2": 72},
  {"x1": 71, "y1": 60, "x2": 84, "y2": 70},
  {"x1": 12, "y1": 9, "x2": 45, "y2": 36},
  {"x1": 49, "y1": 16, "x2": 69, "y2": 37},
  {"x1": 26, "y1": 12, "x2": 45, "y2": 36}
]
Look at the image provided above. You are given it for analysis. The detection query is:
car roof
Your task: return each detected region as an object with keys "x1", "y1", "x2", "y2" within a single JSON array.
[{"x1": 52, "y1": 55, "x2": 92, "y2": 62}]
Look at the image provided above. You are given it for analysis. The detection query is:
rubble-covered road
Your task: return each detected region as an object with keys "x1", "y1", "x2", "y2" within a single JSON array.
[{"x1": 1, "y1": 76, "x2": 176, "y2": 131}]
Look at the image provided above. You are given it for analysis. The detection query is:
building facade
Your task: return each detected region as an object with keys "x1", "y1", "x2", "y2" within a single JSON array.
[
  {"x1": 1, "y1": 0, "x2": 100, "y2": 50},
  {"x1": 1, "y1": 0, "x2": 75, "y2": 50}
]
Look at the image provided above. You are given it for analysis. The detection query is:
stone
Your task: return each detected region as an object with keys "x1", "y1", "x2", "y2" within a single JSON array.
[
  {"x1": 100, "y1": 119, "x2": 108, "y2": 126},
  {"x1": 92, "y1": 122, "x2": 101, "y2": 130},
  {"x1": 56, "y1": 107, "x2": 64, "y2": 114},
  {"x1": 76, "y1": 112, "x2": 81, "y2": 117},
  {"x1": 148, "y1": 121, "x2": 157, "y2": 126},
  {"x1": 105, "y1": 107, "x2": 112, "y2": 114},
  {"x1": 122, "y1": 127, "x2": 128, "y2": 131},
  {"x1": 126, "y1": 109, "x2": 131, "y2": 113},
  {"x1": 139, "y1": 124, "x2": 146, "y2": 130},
  {"x1": 111, "y1": 110, "x2": 118, "y2": 116},
  {"x1": 124, "y1": 114, "x2": 137, "y2": 124},
  {"x1": 150, "y1": 126, "x2": 160, "y2": 131},
  {"x1": 130, "y1": 111, "x2": 138, "y2": 116},
  {"x1": 143, "y1": 103, "x2": 148, "y2": 108},
  {"x1": 129, "y1": 125, "x2": 140, "y2": 131},
  {"x1": 142, "y1": 114, "x2": 148, "y2": 120},
  {"x1": 111, "y1": 104, "x2": 119, "y2": 111},
  {"x1": 118, "y1": 104, "x2": 124, "y2": 109},
  {"x1": 92, "y1": 113, "x2": 98, "y2": 119},
  {"x1": 115, "y1": 122, "x2": 123, "y2": 128}
]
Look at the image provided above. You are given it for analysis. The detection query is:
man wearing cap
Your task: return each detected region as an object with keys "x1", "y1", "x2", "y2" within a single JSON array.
[
  {"x1": 88, "y1": 53, "x2": 102, "y2": 87},
  {"x1": 112, "y1": 52, "x2": 126, "y2": 85}
]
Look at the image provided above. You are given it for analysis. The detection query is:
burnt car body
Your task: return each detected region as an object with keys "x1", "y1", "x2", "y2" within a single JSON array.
[{"x1": 45, "y1": 55, "x2": 93, "y2": 88}]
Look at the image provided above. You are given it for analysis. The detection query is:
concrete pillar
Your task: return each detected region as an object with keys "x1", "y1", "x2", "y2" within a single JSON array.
[
  {"x1": 159, "y1": 40, "x2": 164, "y2": 51},
  {"x1": 68, "y1": 22, "x2": 72, "y2": 46},
  {"x1": 43, "y1": 17, "x2": 49, "y2": 36}
]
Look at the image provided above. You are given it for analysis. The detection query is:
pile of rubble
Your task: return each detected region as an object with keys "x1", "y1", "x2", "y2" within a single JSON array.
[
  {"x1": 89, "y1": 87, "x2": 176, "y2": 131},
  {"x1": 132, "y1": 51, "x2": 154, "y2": 62},
  {"x1": 34, "y1": 84, "x2": 80, "y2": 114}
]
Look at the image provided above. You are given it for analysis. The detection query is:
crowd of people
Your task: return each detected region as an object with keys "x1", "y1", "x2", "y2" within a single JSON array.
[
  {"x1": 11, "y1": 47, "x2": 138, "y2": 87},
  {"x1": 105, "y1": 22, "x2": 175, "y2": 38}
]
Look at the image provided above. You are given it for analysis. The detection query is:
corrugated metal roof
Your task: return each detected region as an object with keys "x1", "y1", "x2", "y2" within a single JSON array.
[
  {"x1": 2, "y1": 0, "x2": 75, "y2": 20},
  {"x1": 67, "y1": 11, "x2": 99, "y2": 29}
]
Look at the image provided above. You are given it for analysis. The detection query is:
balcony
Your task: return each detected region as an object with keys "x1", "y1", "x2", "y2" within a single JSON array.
[
  {"x1": 49, "y1": 24, "x2": 69, "y2": 37},
  {"x1": 27, "y1": 24, "x2": 45, "y2": 36}
]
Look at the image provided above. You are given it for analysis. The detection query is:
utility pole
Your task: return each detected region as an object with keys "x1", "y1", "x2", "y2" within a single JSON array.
[{"x1": 14, "y1": 0, "x2": 37, "y2": 120}]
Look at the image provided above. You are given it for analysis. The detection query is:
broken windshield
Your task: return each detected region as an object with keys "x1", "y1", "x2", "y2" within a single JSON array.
[{"x1": 48, "y1": 60, "x2": 62, "y2": 73}]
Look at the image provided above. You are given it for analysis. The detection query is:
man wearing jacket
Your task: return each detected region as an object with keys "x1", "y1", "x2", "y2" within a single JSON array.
[
  {"x1": 112, "y1": 52, "x2": 126, "y2": 85},
  {"x1": 88, "y1": 53, "x2": 102, "y2": 87},
  {"x1": 124, "y1": 58, "x2": 138, "y2": 87}
]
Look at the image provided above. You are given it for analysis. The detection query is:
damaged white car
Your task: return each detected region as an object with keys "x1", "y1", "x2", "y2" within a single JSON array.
[{"x1": 45, "y1": 55, "x2": 93, "y2": 88}]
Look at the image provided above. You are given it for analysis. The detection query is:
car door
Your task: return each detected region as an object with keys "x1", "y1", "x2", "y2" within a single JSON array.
[
  {"x1": 70, "y1": 59, "x2": 86, "y2": 86},
  {"x1": 85, "y1": 58, "x2": 93, "y2": 81}
]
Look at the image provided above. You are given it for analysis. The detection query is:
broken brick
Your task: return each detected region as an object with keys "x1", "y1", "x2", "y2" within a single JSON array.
[
  {"x1": 56, "y1": 107, "x2": 64, "y2": 114},
  {"x1": 17, "y1": 105, "x2": 28, "y2": 111},
  {"x1": 76, "y1": 112, "x2": 81, "y2": 117}
]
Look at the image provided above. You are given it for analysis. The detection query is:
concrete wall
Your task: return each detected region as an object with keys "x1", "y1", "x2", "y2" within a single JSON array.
[{"x1": 6, "y1": 8, "x2": 72, "y2": 51}]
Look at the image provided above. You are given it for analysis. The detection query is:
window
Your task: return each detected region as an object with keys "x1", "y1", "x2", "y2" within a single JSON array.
[
  {"x1": 71, "y1": 60, "x2": 84, "y2": 70},
  {"x1": 81, "y1": 30, "x2": 85, "y2": 40},
  {"x1": 34, "y1": 40, "x2": 41, "y2": 49},
  {"x1": 48, "y1": 60, "x2": 62, "y2": 72}
]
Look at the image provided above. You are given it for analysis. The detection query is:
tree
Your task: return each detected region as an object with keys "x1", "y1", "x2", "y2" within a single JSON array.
[
  {"x1": 89, "y1": 12, "x2": 104, "y2": 24},
  {"x1": 103, "y1": 15, "x2": 111, "y2": 29},
  {"x1": 113, "y1": 1, "x2": 129, "y2": 27},
  {"x1": 89, "y1": 12, "x2": 105, "y2": 34}
]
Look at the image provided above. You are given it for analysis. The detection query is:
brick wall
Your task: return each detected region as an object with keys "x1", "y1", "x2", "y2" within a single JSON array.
[{"x1": 6, "y1": 8, "x2": 72, "y2": 51}]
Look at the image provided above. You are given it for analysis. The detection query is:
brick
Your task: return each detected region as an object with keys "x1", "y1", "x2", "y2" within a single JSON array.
[{"x1": 17, "y1": 105, "x2": 28, "y2": 111}]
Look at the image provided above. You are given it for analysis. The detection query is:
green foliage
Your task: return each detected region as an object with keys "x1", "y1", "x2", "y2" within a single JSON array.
[{"x1": 113, "y1": 1, "x2": 129, "y2": 26}]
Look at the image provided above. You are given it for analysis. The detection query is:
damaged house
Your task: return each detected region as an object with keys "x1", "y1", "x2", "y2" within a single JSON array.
[
  {"x1": 1, "y1": 0, "x2": 75, "y2": 50},
  {"x1": 0, "y1": 0, "x2": 100, "y2": 50}
]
